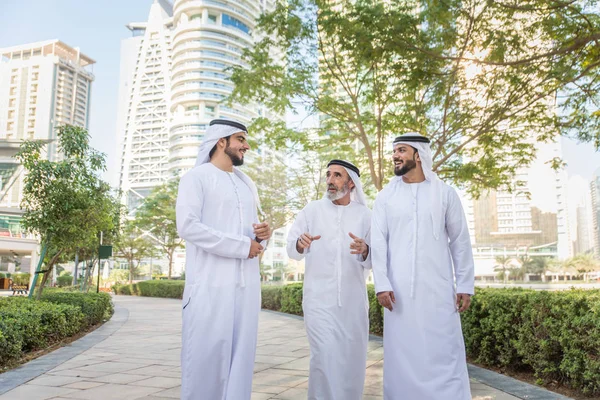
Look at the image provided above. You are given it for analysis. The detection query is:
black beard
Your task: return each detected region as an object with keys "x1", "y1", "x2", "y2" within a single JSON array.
[
  {"x1": 394, "y1": 159, "x2": 417, "y2": 176},
  {"x1": 225, "y1": 146, "x2": 244, "y2": 166}
]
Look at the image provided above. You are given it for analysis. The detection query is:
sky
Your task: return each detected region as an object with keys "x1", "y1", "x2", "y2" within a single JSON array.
[{"x1": 1, "y1": 0, "x2": 600, "y2": 187}]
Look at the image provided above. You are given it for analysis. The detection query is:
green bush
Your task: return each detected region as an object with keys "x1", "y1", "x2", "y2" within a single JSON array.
[
  {"x1": 0, "y1": 290, "x2": 111, "y2": 369},
  {"x1": 0, "y1": 272, "x2": 6, "y2": 279},
  {"x1": 56, "y1": 273, "x2": 73, "y2": 288},
  {"x1": 113, "y1": 280, "x2": 185, "y2": 299},
  {"x1": 261, "y1": 286, "x2": 282, "y2": 310},
  {"x1": 280, "y1": 284, "x2": 304, "y2": 316},
  {"x1": 462, "y1": 288, "x2": 600, "y2": 396},
  {"x1": 11, "y1": 273, "x2": 30, "y2": 286},
  {"x1": 40, "y1": 291, "x2": 112, "y2": 327},
  {"x1": 261, "y1": 284, "x2": 600, "y2": 396}
]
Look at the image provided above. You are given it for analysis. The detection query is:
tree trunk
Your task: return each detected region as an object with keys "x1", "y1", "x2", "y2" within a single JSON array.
[
  {"x1": 168, "y1": 251, "x2": 173, "y2": 279},
  {"x1": 35, "y1": 251, "x2": 62, "y2": 300}
]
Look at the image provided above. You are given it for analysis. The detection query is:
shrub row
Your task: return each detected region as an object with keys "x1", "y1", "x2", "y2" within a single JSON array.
[
  {"x1": 262, "y1": 284, "x2": 600, "y2": 396},
  {"x1": 112, "y1": 280, "x2": 185, "y2": 299},
  {"x1": 0, "y1": 291, "x2": 113, "y2": 369}
]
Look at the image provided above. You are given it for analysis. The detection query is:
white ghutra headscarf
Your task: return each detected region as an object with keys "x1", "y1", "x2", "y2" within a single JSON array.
[
  {"x1": 195, "y1": 119, "x2": 264, "y2": 217},
  {"x1": 392, "y1": 133, "x2": 443, "y2": 240}
]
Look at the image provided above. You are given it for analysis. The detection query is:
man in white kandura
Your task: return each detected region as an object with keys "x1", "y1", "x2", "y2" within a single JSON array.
[
  {"x1": 176, "y1": 119, "x2": 271, "y2": 400},
  {"x1": 287, "y1": 159, "x2": 372, "y2": 400},
  {"x1": 371, "y1": 133, "x2": 475, "y2": 400}
]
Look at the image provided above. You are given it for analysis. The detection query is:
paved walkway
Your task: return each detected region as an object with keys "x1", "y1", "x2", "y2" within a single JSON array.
[{"x1": 0, "y1": 296, "x2": 570, "y2": 399}]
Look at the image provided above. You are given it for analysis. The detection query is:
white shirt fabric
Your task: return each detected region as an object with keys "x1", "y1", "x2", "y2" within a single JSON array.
[
  {"x1": 371, "y1": 178, "x2": 475, "y2": 400},
  {"x1": 177, "y1": 163, "x2": 261, "y2": 400},
  {"x1": 287, "y1": 199, "x2": 372, "y2": 400}
]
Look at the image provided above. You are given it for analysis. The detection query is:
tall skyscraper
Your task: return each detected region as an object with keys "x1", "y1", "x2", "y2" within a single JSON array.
[
  {"x1": 590, "y1": 168, "x2": 600, "y2": 258},
  {"x1": 0, "y1": 39, "x2": 95, "y2": 207},
  {"x1": 464, "y1": 138, "x2": 571, "y2": 278},
  {"x1": 116, "y1": 0, "x2": 173, "y2": 213},
  {"x1": 118, "y1": 0, "x2": 275, "y2": 213},
  {"x1": 0, "y1": 39, "x2": 94, "y2": 278}
]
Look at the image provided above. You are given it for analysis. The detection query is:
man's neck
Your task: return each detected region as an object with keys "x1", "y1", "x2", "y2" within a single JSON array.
[
  {"x1": 332, "y1": 194, "x2": 351, "y2": 206},
  {"x1": 210, "y1": 155, "x2": 234, "y2": 172},
  {"x1": 401, "y1": 168, "x2": 426, "y2": 184}
]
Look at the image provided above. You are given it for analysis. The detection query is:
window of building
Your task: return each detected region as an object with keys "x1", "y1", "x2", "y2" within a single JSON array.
[
  {"x1": 222, "y1": 14, "x2": 250, "y2": 34},
  {"x1": 208, "y1": 14, "x2": 217, "y2": 23},
  {"x1": 190, "y1": 14, "x2": 202, "y2": 21}
]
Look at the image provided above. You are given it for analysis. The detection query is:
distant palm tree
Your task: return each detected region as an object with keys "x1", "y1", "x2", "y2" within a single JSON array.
[
  {"x1": 530, "y1": 257, "x2": 551, "y2": 281},
  {"x1": 494, "y1": 256, "x2": 512, "y2": 283}
]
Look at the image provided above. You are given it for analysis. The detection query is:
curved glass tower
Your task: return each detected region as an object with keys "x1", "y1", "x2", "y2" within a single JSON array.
[{"x1": 169, "y1": 0, "x2": 267, "y2": 175}]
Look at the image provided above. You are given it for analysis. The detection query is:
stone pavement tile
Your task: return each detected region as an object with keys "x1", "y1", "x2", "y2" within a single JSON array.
[
  {"x1": 267, "y1": 367, "x2": 309, "y2": 377},
  {"x1": 77, "y1": 361, "x2": 150, "y2": 374},
  {"x1": 271, "y1": 387, "x2": 309, "y2": 399},
  {"x1": 274, "y1": 357, "x2": 310, "y2": 371},
  {"x1": 86, "y1": 373, "x2": 149, "y2": 384},
  {"x1": 46, "y1": 358, "x2": 107, "y2": 373},
  {"x1": 126, "y1": 365, "x2": 181, "y2": 377},
  {"x1": 254, "y1": 362, "x2": 273, "y2": 373},
  {"x1": 252, "y1": 371, "x2": 308, "y2": 387},
  {"x1": 61, "y1": 381, "x2": 106, "y2": 390},
  {"x1": 362, "y1": 395, "x2": 383, "y2": 400},
  {"x1": 136, "y1": 397, "x2": 175, "y2": 400},
  {"x1": 252, "y1": 384, "x2": 289, "y2": 394},
  {"x1": 59, "y1": 383, "x2": 163, "y2": 400},
  {"x1": 251, "y1": 393, "x2": 273, "y2": 400},
  {"x1": 254, "y1": 354, "x2": 300, "y2": 365},
  {"x1": 0, "y1": 384, "x2": 80, "y2": 400},
  {"x1": 46, "y1": 368, "x2": 110, "y2": 379},
  {"x1": 129, "y1": 376, "x2": 181, "y2": 389},
  {"x1": 152, "y1": 386, "x2": 181, "y2": 398},
  {"x1": 25, "y1": 374, "x2": 84, "y2": 387}
]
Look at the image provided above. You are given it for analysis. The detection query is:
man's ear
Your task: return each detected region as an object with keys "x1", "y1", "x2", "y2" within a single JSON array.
[
  {"x1": 348, "y1": 179, "x2": 356, "y2": 190},
  {"x1": 415, "y1": 151, "x2": 421, "y2": 162},
  {"x1": 217, "y1": 137, "x2": 228, "y2": 149}
]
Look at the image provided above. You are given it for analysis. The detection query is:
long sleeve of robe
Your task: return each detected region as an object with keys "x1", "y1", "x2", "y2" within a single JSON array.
[
  {"x1": 177, "y1": 163, "x2": 261, "y2": 400},
  {"x1": 286, "y1": 199, "x2": 372, "y2": 400},
  {"x1": 370, "y1": 179, "x2": 474, "y2": 400}
]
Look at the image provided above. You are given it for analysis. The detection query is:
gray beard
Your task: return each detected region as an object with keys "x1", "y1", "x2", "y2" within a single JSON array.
[{"x1": 326, "y1": 185, "x2": 350, "y2": 201}]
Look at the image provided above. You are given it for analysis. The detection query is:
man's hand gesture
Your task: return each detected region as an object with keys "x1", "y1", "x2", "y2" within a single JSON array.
[{"x1": 296, "y1": 233, "x2": 321, "y2": 253}]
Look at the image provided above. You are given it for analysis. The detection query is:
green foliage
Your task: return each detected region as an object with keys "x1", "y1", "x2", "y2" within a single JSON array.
[
  {"x1": 263, "y1": 284, "x2": 600, "y2": 396},
  {"x1": 462, "y1": 288, "x2": 600, "y2": 396},
  {"x1": 367, "y1": 284, "x2": 384, "y2": 335},
  {"x1": 135, "y1": 179, "x2": 183, "y2": 279},
  {"x1": 15, "y1": 125, "x2": 119, "y2": 298},
  {"x1": 230, "y1": 0, "x2": 600, "y2": 196},
  {"x1": 40, "y1": 291, "x2": 112, "y2": 328},
  {"x1": 109, "y1": 269, "x2": 130, "y2": 285},
  {"x1": 0, "y1": 291, "x2": 112, "y2": 369},
  {"x1": 280, "y1": 283, "x2": 304, "y2": 316},
  {"x1": 112, "y1": 280, "x2": 185, "y2": 299},
  {"x1": 113, "y1": 219, "x2": 156, "y2": 283},
  {"x1": 56, "y1": 273, "x2": 73, "y2": 288},
  {"x1": 10, "y1": 273, "x2": 30, "y2": 286},
  {"x1": 261, "y1": 286, "x2": 283, "y2": 311}
]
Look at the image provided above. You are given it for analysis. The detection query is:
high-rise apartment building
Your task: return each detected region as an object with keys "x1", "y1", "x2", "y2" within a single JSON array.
[
  {"x1": 118, "y1": 0, "x2": 275, "y2": 213},
  {"x1": 0, "y1": 39, "x2": 95, "y2": 278}
]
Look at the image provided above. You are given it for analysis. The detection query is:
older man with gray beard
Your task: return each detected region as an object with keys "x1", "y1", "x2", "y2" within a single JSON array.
[{"x1": 287, "y1": 159, "x2": 372, "y2": 400}]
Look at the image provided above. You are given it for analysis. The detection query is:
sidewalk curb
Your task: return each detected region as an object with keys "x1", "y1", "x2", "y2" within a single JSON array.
[{"x1": 0, "y1": 302, "x2": 129, "y2": 395}]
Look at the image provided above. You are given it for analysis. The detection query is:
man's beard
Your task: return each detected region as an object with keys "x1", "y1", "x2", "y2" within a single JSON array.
[
  {"x1": 326, "y1": 181, "x2": 351, "y2": 201},
  {"x1": 394, "y1": 159, "x2": 417, "y2": 176},
  {"x1": 225, "y1": 145, "x2": 244, "y2": 166}
]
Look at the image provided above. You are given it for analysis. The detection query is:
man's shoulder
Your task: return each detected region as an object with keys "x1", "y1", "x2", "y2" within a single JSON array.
[
  {"x1": 182, "y1": 164, "x2": 214, "y2": 180},
  {"x1": 303, "y1": 199, "x2": 326, "y2": 212}
]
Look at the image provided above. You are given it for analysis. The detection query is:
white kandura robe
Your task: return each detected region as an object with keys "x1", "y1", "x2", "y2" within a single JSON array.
[
  {"x1": 371, "y1": 180, "x2": 475, "y2": 400},
  {"x1": 287, "y1": 199, "x2": 372, "y2": 400},
  {"x1": 176, "y1": 163, "x2": 261, "y2": 400}
]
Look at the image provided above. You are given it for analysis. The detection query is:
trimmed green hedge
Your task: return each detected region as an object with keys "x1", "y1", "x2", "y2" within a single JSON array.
[
  {"x1": 261, "y1": 284, "x2": 600, "y2": 396},
  {"x1": 261, "y1": 284, "x2": 385, "y2": 335},
  {"x1": 112, "y1": 280, "x2": 185, "y2": 299},
  {"x1": 0, "y1": 291, "x2": 113, "y2": 369}
]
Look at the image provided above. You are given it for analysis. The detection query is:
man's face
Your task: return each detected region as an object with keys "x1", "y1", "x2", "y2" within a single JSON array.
[
  {"x1": 326, "y1": 165, "x2": 354, "y2": 201},
  {"x1": 224, "y1": 131, "x2": 250, "y2": 166},
  {"x1": 393, "y1": 143, "x2": 419, "y2": 176}
]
